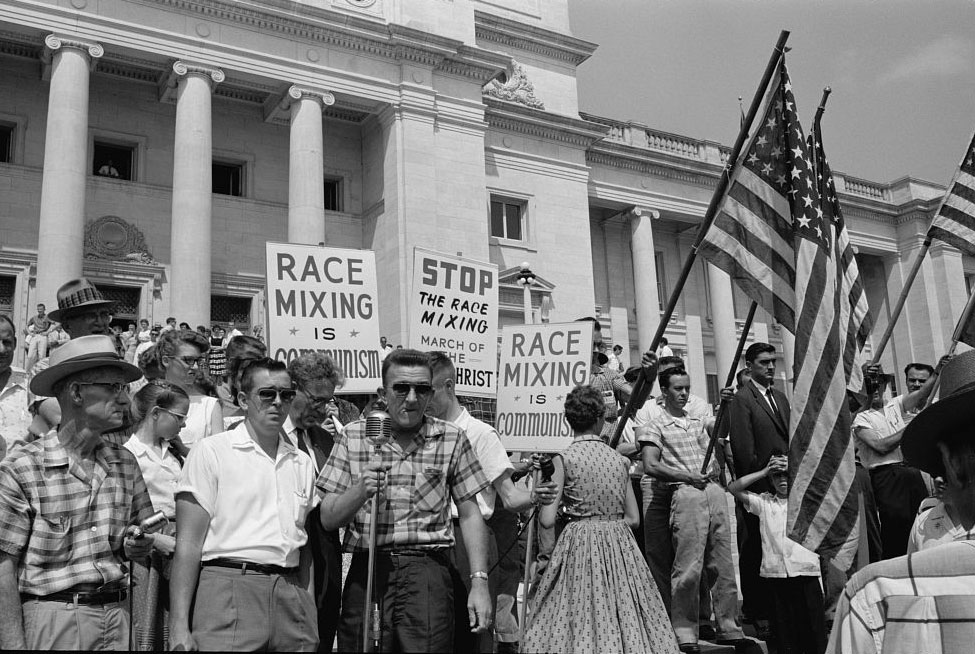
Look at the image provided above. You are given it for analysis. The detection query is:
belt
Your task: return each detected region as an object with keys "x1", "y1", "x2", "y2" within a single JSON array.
[
  {"x1": 22, "y1": 588, "x2": 127, "y2": 605},
  {"x1": 202, "y1": 558, "x2": 298, "y2": 576}
]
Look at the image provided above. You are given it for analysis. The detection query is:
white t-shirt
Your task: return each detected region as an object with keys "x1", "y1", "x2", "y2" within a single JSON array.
[
  {"x1": 907, "y1": 500, "x2": 975, "y2": 554},
  {"x1": 743, "y1": 490, "x2": 821, "y2": 578},
  {"x1": 449, "y1": 408, "x2": 513, "y2": 520},
  {"x1": 177, "y1": 422, "x2": 318, "y2": 567},
  {"x1": 852, "y1": 396, "x2": 906, "y2": 469},
  {"x1": 124, "y1": 435, "x2": 181, "y2": 518}
]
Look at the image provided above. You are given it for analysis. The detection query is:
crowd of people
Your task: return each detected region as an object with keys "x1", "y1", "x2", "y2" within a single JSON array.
[{"x1": 0, "y1": 276, "x2": 973, "y2": 653}]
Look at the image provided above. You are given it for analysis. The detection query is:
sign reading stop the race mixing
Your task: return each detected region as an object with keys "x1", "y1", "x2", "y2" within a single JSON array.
[
  {"x1": 496, "y1": 321, "x2": 593, "y2": 453},
  {"x1": 265, "y1": 242, "x2": 382, "y2": 393},
  {"x1": 408, "y1": 248, "x2": 499, "y2": 397}
]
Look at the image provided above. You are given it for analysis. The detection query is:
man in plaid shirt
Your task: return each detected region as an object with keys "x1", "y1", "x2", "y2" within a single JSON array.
[
  {"x1": 639, "y1": 366, "x2": 745, "y2": 653},
  {"x1": 0, "y1": 335, "x2": 154, "y2": 650},
  {"x1": 317, "y1": 348, "x2": 493, "y2": 653}
]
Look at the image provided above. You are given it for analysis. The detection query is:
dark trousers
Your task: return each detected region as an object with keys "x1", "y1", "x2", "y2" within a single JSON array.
[
  {"x1": 857, "y1": 463, "x2": 883, "y2": 565},
  {"x1": 488, "y1": 505, "x2": 523, "y2": 644},
  {"x1": 307, "y1": 507, "x2": 342, "y2": 653},
  {"x1": 737, "y1": 506, "x2": 769, "y2": 622},
  {"x1": 451, "y1": 517, "x2": 499, "y2": 654},
  {"x1": 767, "y1": 576, "x2": 826, "y2": 654},
  {"x1": 870, "y1": 463, "x2": 929, "y2": 560},
  {"x1": 339, "y1": 551, "x2": 454, "y2": 653}
]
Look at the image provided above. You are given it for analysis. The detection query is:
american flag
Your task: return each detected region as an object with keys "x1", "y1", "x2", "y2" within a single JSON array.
[
  {"x1": 700, "y1": 59, "x2": 868, "y2": 562},
  {"x1": 929, "y1": 132, "x2": 975, "y2": 257}
]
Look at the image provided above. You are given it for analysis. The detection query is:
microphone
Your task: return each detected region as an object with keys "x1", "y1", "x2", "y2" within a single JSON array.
[{"x1": 364, "y1": 409, "x2": 392, "y2": 450}]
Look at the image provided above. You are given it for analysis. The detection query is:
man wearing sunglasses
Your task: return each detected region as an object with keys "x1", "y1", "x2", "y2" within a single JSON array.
[
  {"x1": 169, "y1": 358, "x2": 319, "y2": 652},
  {"x1": 317, "y1": 348, "x2": 493, "y2": 653},
  {"x1": 0, "y1": 335, "x2": 153, "y2": 650}
]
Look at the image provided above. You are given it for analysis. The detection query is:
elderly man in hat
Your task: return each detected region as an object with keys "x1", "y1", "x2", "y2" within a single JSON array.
[
  {"x1": 0, "y1": 335, "x2": 155, "y2": 650},
  {"x1": 29, "y1": 278, "x2": 125, "y2": 438},
  {"x1": 828, "y1": 351, "x2": 975, "y2": 654}
]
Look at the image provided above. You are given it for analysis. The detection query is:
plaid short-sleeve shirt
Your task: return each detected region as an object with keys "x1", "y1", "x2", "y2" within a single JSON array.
[
  {"x1": 316, "y1": 416, "x2": 489, "y2": 552},
  {"x1": 0, "y1": 429, "x2": 155, "y2": 595},
  {"x1": 638, "y1": 410, "x2": 720, "y2": 482}
]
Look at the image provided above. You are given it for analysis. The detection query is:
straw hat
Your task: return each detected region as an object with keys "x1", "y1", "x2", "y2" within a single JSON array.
[
  {"x1": 48, "y1": 278, "x2": 114, "y2": 322},
  {"x1": 901, "y1": 350, "x2": 975, "y2": 477},
  {"x1": 30, "y1": 335, "x2": 142, "y2": 397}
]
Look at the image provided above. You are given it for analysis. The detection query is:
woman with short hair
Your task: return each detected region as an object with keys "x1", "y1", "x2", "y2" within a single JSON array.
[
  {"x1": 153, "y1": 329, "x2": 222, "y2": 447},
  {"x1": 523, "y1": 385, "x2": 678, "y2": 654}
]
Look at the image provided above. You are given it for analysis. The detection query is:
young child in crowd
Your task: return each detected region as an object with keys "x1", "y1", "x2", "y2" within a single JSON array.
[{"x1": 728, "y1": 454, "x2": 826, "y2": 654}]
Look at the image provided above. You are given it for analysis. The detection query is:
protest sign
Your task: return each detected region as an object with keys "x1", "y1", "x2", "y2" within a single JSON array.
[
  {"x1": 408, "y1": 248, "x2": 499, "y2": 397},
  {"x1": 496, "y1": 321, "x2": 593, "y2": 452},
  {"x1": 265, "y1": 242, "x2": 382, "y2": 393}
]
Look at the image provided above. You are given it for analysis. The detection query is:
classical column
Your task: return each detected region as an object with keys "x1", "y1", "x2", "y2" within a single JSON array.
[
  {"x1": 169, "y1": 62, "x2": 223, "y2": 328},
  {"x1": 707, "y1": 262, "x2": 737, "y2": 384},
  {"x1": 629, "y1": 208, "x2": 660, "y2": 350},
  {"x1": 287, "y1": 85, "x2": 335, "y2": 244},
  {"x1": 779, "y1": 328, "x2": 795, "y2": 401},
  {"x1": 35, "y1": 35, "x2": 103, "y2": 307}
]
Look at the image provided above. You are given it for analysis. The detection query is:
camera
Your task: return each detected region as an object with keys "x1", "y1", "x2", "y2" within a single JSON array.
[{"x1": 539, "y1": 454, "x2": 556, "y2": 484}]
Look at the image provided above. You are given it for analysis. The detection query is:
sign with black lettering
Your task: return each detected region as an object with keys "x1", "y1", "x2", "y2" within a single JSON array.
[
  {"x1": 265, "y1": 242, "x2": 381, "y2": 393},
  {"x1": 408, "y1": 248, "x2": 498, "y2": 397},
  {"x1": 496, "y1": 322, "x2": 593, "y2": 452}
]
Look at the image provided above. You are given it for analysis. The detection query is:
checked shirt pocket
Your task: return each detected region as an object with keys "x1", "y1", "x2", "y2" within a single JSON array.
[
  {"x1": 30, "y1": 500, "x2": 73, "y2": 565},
  {"x1": 414, "y1": 468, "x2": 446, "y2": 513}
]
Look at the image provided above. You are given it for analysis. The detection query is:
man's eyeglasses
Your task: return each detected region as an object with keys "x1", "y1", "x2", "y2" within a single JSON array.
[
  {"x1": 157, "y1": 407, "x2": 187, "y2": 427},
  {"x1": 389, "y1": 382, "x2": 434, "y2": 398},
  {"x1": 255, "y1": 387, "x2": 298, "y2": 404},
  {"x1": 300, "y1": 386, "x2": 333, "y2": 410},
  {"x1": 74, "y1": 381, "x2": 129, "y2": 396}
]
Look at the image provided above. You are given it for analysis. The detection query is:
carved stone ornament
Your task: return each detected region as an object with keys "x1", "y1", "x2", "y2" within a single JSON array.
[
  {"x1": 484, "y1": 62, "x2": 545, "y2": 110},
  {"x1": 84, "y1": 216, "x2": 157, "y2": 264}
]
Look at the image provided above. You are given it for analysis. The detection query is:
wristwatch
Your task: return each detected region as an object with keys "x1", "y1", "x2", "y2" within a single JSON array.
[{"x1": 469, "y1": 571, "x2": 489, "y2": 581}]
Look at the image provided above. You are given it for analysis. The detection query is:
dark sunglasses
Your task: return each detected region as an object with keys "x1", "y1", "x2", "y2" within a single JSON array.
[
  {"x1": 389, "y1": 382, "x2": 434, "y2": 398},
  {"x1": 255, "y1": 387, "x2": 297, "y2": 403}
]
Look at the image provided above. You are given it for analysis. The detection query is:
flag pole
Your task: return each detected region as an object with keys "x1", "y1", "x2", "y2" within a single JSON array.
[
  {"x1": 867, "y1": 236, "x2": 933, "y2": 366},
  {"x1": 610, "y1": 29, "x2": 791, "y2": 448},
  {"x1": 920, "y1": 284, "x2": 975, "y2": 408},
  {"x1": 700, "y1": 300, "x2": 758, "y2": 475}
]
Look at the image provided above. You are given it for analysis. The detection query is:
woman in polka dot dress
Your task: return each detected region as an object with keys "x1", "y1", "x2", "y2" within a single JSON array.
[{"x1": 523, "y1": 385, "x2": 678, "y2": 654}]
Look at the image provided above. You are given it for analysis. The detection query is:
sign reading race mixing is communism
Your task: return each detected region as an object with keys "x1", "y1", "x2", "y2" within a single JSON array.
[
  {"x1": 496, "y1": 321, "x2": 593, "y2": 453},
  {"x1": 408, "y1": 248, "x2": 499, "y2": 397},
  {"x1": 265, "y1": 242, "x2": 382, "y2": 393}
]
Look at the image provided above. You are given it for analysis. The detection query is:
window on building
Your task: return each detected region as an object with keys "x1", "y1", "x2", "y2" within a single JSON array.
[
  {"x1": 655, "y1": 251, "x2": 667, "y2": 311},
  {"x1": 0, "y1": 275, "x2": 15, "y2": 314},
  {"x1": 94, "y1": 284, "x2": 141, "y2": 330},
  {"x1": 93, "y1": 141, "x2": 135, "y2": 180},
  {"x1": 324, "y1": 177, "x2": 342, "y2": 212},
  {"x1": 705, "y1": 373, "x2": 719, "y2": 406},
  {"x1": 0, "y1": 124, "x2": 13, "y2": 163},
  {"x1": 490, "y1": 197, "x2": 525, "y2": 241},
  {"x1": 213, "y1": 161, "x2": 244, "y2": 197},
  {"x1": 210, "y1": 295, "x2": 252, "y2": 332}
]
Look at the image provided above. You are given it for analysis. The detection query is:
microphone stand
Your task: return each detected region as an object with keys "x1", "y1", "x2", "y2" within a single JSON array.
[{"x1": 363, "y1": 436, "x2": 384, "y2": 652}]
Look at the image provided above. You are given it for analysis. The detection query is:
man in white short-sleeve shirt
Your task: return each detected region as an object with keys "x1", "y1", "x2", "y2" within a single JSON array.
[
  {"x1": 426, "y1": 352, "x2": 557, "y2": 653},
  {"x1": 169, "y1": 358, "x2": 319, "y2": 652}
]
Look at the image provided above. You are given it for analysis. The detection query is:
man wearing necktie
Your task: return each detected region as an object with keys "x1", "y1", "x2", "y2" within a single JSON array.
[
  {"x1": 285, "y1": 352, "x2": 347, "y2": 654},
  {"x1": 729, "y1": 342, "x2": 791, "y2": 640}
]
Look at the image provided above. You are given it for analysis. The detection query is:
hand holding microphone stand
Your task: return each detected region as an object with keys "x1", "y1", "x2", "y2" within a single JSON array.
[{"x1": 363, "y1": 409, "x2": 391, "y2": 653}]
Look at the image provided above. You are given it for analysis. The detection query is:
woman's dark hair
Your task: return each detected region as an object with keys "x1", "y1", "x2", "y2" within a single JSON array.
[
  {"x1": 138, "y1": 345, "x2": 164, "y2": 380},
  {"x1": 130, "y1": 380, "x2": 190, "y2": 425},
  {"x1": 563, "y1": 385, "x2": 604, "y2": 432},
  {"x1": 224, "y1": 335, "x2": 267, "y2": 402}
]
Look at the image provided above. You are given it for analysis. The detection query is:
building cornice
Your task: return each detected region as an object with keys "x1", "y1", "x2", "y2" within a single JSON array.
[
  {"x1": 484, "y1": 97, "x2": 608, "y2": 148},
  {"x1": 586, "y1": 142, "x2": 724, "y2": 189},
  {"x1": 473, "y1": 10, "x2": 597, "y2": 67}
]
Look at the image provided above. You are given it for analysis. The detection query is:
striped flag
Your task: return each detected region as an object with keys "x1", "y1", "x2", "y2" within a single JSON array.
[
  {"x1": 788, "y1": 119, "x2": 873, "y2": 567},
  {"x1": 699, "y1": 58, "x2": 870, "y2": 563},
  {"x1": 929, "y1": 132, "x2": 975, "y2": 256}
]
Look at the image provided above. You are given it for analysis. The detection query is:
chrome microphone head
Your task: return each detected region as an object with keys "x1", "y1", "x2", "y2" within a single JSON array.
[{"x1": 365, "y1": 409, "x2": 392, "y2": 449}]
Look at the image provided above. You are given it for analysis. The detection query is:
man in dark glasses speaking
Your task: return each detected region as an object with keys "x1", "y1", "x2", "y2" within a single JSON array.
[
  {"x1": 169, "y1": 357, "x2": 320, "y2": 651},
  {"x1": 317, "y1": 348, "x2": 493, "y2": 653}
]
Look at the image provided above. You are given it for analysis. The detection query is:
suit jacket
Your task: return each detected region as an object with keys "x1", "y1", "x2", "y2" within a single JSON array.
[
  {"x1": 728, "y1": 381, "x2": 790, "y2": 491},
  {"x1": 301, "y1": 425, "x2": 342, "y2": 628}
]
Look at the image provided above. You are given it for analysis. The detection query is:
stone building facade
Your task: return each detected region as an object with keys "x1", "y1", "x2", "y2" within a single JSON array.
[{"x1": 0, "y1": 0, "x2": 969, "y2": 400}]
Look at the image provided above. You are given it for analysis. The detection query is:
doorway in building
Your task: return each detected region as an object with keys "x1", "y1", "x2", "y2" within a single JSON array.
[
  {"x1": 210, "y1": 295, "x2": 252, "y2": 334},
  {"x1": 94, "y1": 284, "x2": 142, "y2": 332}
]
